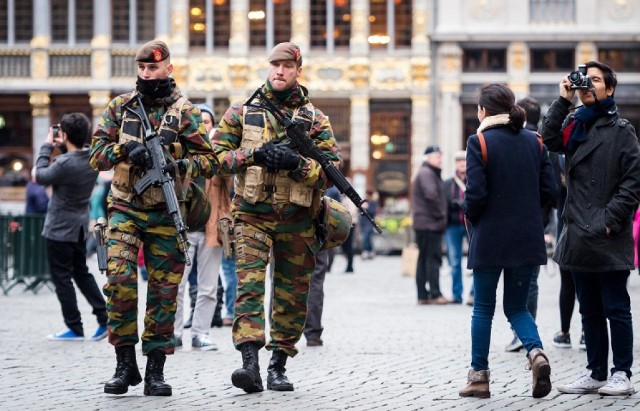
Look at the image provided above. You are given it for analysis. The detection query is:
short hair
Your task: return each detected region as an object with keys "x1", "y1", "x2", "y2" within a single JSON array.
[
  {"x1": 59, "y1": 112, "x2": 91, "y2": 148},
  {"x1": 516, "y1": 97, "x2": 541, "y2": 126},
  {"x1": 584, "y1": 60, "x2": 617, "y2": 95}
]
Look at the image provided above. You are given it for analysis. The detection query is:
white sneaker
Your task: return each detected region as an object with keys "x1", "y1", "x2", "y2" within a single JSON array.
[
  {"x1": 557, "y1": 372, "x2": 606, "y2": 394},
  {"x1": 192, "y1": 334, "x2": 218, "y2": 351},
  {"x1": 598, "y1": 371, "x2": 636, "y2": 396}
]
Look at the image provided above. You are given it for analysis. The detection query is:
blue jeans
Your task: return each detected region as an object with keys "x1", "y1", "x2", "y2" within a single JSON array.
[
  {"x1": 471, "y1": 266, "x2": 542, "y2": 371},
  {"x1": 221, "y1": 253, "x2": 237, "y2": 319},
  {"x1": 445, "y1": 224, "x2": 467, "y2": 302},
  {"x1": 573, "y1": 270, "x2": 633, "y2": 380}
]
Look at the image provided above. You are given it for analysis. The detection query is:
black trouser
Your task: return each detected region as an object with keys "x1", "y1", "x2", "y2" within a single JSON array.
[
  {"x1": 46, "y1": 232, "x2": 107, "y2": 336},
  {"x1": 415, "y1": 229, "x2": 443, "y2": 300},
  {"x1": 559, "y1": 268, "x2": 576, "y2": 333},
  {"x1": 304, "y1": 250, "x2": 329, "y2": 340},
  {"x1": 341, "y1": 225, "x2": 355, "y2": 272}
]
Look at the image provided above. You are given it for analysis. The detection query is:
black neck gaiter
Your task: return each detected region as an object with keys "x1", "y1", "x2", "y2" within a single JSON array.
[{"x1": 136, "y1": 77, "x2": 173, "y2": 99}]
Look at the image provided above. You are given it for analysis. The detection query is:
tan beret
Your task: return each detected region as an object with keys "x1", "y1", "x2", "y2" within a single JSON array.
[
  {"x1": 268, "y1": 42, "x2": 302, "y2": 66},
  {"x1": 135, "y1": 40, "x2": 170, "y2": 63}
]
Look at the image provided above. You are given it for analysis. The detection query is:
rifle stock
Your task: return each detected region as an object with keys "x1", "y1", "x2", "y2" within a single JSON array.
[
  {"x1": 244, "y1": 89, "x2": 382, "y2": 234},
  {"x1": 123, "y1": 94, "x2": 191, "y2": 265}
]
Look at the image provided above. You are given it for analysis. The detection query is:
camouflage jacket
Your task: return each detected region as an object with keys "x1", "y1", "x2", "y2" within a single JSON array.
[
  {"x1": 211, "y1": 84, "x2": 340, "y2": 205},
  {"x1": 90, "y1": 83, "x2": 217, "y2": 189}
]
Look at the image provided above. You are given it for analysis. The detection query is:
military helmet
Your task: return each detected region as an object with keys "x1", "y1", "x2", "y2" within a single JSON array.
[{"x1": 317, "y1": 196, "x2": 352, "y2": 250}]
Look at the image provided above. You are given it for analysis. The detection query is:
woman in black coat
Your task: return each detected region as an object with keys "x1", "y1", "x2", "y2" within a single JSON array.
[{"x1": 459, "y1": 84, "x2": 557, "y2": 399}]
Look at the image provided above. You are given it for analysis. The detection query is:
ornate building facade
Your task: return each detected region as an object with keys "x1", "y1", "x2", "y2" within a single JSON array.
[{"x1": 1, "y1": 0, "x2": 639, "y2": 206}]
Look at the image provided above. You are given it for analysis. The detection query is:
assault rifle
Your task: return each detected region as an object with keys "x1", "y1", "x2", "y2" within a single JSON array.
[
  {"x1": 244, "y1": 88, "x2": 382, "y2": 234},
  {"x1": 123, "y1": 94, "x2": 191, "y2": 265}
]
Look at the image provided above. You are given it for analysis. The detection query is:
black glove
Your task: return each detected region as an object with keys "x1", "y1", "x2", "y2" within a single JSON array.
[
  {"x1": 123, "y1": 141, "x2": 150, "y2": 168},
  {"x1": 273, "y1": 146, "x2": 301, "y2": 170},
  {"x1": 162, "y1": 159, "x2": 187, "y2": 179},
  {"x1": 253, "y1": 141, "x2": 278, "y2": 170}
]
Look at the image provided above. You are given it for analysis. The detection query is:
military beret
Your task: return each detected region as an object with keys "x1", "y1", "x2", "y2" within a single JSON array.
[
  {"x1": 424, "y1": 145, "x2": 441, "y2": 155},
  {"x1": 135, "y1": 40, "x2": 170, "y2": 63},
  {"x1": 268, "y1": 42, "x2": 302, "y2": 66}
]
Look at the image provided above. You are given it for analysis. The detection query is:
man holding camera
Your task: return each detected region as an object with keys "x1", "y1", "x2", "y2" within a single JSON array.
[
  {"x1": 540, "y1": 61, "x2": 640, "y2": 396},
  {"x1": 36, "y1": 113, "x2": 108, "y2": 342}
]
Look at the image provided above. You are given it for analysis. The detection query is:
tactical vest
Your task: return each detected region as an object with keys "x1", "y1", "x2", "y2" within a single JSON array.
[
  {"x1": 235, "y1": 101, "x2": 317, "y2": 208},
  {"x1": 111, "y1": 92, "x2": 187, "y2": 208}
]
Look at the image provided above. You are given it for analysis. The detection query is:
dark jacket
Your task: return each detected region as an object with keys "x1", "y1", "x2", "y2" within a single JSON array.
[
  {"x1": 540, "y1": 97, "x2": 640, "y2": 272},
  {"x1": 36, "y1": 144, "x2": 98, "y2": 242},
  {"x1": 464, "y1": 124, "x2": 557, "y2": 269},
  {"x1": 411, "y1": 162, "x2": 446, "y2": 232},
  {"x1": 443, "y1": 173, "x2": 465, "y2": 226}
]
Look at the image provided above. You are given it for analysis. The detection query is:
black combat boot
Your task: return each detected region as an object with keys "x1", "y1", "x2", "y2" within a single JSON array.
[
  {"x1": 143, "y1": 349, "x2": 172, "y2": 396},
  {"x1": 231, "y1": 342, "x2": 264, "y2": 393},
  {"x1": 266, "y1": 350, "x2": 294, "y2": 391},
  {"x1": 104, "y1": 345, "x2": 142, "y2": 394}
]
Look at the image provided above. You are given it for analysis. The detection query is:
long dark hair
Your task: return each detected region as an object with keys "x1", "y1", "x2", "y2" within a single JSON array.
[{"x1": 478, "y1": 83, "x2": 525, "y2": 132}]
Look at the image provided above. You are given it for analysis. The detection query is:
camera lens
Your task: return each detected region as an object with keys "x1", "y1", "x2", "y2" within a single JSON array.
[{"x1": 568, "y1": 71, "x2": 581, "y2": 83}]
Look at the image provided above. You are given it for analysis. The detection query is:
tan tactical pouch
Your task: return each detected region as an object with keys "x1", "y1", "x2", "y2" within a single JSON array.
[
  {"x1": 289, "y1": 181, "x2": 312, "y2": 207},
  {"x1": 243, "y1": 166, "x2": 265, "y2": 204},
  {"x1": 111, "y1": 163, "x2": 136, "y2": 202}
]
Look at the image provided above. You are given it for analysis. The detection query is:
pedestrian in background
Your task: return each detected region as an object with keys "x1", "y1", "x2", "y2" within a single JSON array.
[
  {"x1": 25, "y1": 167, "x2": 49, "y2": 215},
  {"x1": 360, "y1": 190, "x2": 378, "y2": 260},
  {"x1": 174, "y1": 103, "x2": 226, "y2": 352},
  {"x1": 411, "y1": 145, "x2": 448, "y2": 305},
  {"x1": 459, "y1": 83, "x2": 557, "y2": 399},
  {"x1": 304, "y1": 249, "x2": 329, "y2": 347},
  {"x1": 443, "y1": 150, "x2": 467, "y2": 304},
  {"x1": 541, "y1": 60, "x2": 640, "y2": 396},
  {"x1": 36, "y1": 113, "x2": 107, "y2": 342},
  {"x1": 212, "y1": 41, "x2": 340, "y2": 393},
  {"x1": 90, "y1": 40, "x2": 217, "y2": 396}
]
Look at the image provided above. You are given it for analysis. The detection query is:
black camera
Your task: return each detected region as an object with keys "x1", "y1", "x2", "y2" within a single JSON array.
[{"x1": 568, "y1": 65, "x2": 592, "y2": 90}]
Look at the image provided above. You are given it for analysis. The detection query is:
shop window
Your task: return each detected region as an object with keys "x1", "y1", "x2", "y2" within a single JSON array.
[
  {"x1": 531, "y1": 48, "x2": 574, "y2": 72},
  {"x1": 462, "y1": 48, "x2": 507, "y2": 72},
  {"x1": 189, "y1": 0, "x2": 230, "y2": 50},
  {"x1": 112, "y1": 0, "x2": 155, "y2": 44},
  {"x1": 310, "y1": 0, "x2": 351, "y2": 50},
  {"x1": 598, "y1": 46, "x2": 640, "y2": 73},
  {"x1": 369, "y1": 0, "x2": 411, "y2": 50},
  {"x1": 249, "y1": 0, "x2": 291, "y2": 49}
]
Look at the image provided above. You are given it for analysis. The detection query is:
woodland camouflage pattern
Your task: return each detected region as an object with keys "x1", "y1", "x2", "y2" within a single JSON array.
[
  {"x1": 212, "y1": 83, "x2": 340, "y2": 356},
  {"x1": 90, "y1": 84, "x2": 217, "y2": 355}
]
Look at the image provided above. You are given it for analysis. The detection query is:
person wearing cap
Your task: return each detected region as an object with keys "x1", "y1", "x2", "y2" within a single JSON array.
[
  {"x1": 173, "y1": 103, "x2": 229, "y2": 352},
  {"x1": 90, "y1": 40, "x2": 218, "y2": 397},
  {"x1": 443, "y1": 150, "x2": 468, "y2": 304},
  {"x1": 411, "y1": 145, "x2": 448, "y2": 305},
  {"x1": 211, "y1": 41, "x2": 340, "y2": 393}
]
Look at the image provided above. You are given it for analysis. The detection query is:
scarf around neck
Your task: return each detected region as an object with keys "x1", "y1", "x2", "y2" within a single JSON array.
[{"x1": 562, "y1": 97, "x2": 616, "y2": 151}]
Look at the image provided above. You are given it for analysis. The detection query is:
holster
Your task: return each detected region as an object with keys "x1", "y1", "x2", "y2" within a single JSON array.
[
  {"x1": 218, "y1": 217, "x2": 234, "y2": 259},
  {"x1": 93, "y1": 218, "x2": 108, "y2": 274}
]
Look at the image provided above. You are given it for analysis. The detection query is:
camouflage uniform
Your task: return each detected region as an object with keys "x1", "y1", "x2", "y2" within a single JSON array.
[
  {"x1": 90, "y1": 83, "x2": 217, "y2": 355},
  {"x1": 212, "y1": 83, "x2": 339, "y2": 356}
]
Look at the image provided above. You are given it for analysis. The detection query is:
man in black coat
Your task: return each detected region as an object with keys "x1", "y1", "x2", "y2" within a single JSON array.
[{"x1": 540, "y1": 60, "x2": 640, "y2": 396}]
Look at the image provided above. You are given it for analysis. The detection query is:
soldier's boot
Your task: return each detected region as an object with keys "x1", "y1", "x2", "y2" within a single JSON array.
[
  {"x1": 104, "y1": 345, "x2": 142, "y2": 395},
  {"x1": 459, "y1": 369, "x2": 490, "y2": 398},
  {"x1": 143, "y1": 349, "x2": 172, "y2": 396},
  {"x1": 231, "y1": 342, "x2": 264, "y2": 393},
  {"x1": 266, "y1": 350, "x2": 294, "y2": 391},
  {"x1": 528, "y1": 348, "x2": 552, "y2": 398}
]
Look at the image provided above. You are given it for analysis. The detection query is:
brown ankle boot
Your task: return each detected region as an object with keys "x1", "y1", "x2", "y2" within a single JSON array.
[
  {"x1": 528, "y1": 348, "x2": 551, "y2": 398},
  {"x1": 459, "y1": 369, "x2": 490, "y2": 398}
]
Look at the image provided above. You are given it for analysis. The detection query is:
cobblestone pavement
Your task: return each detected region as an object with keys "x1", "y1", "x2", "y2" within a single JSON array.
[{"x1": 1, "y1": 252, "x2": 640, "y2": 411}]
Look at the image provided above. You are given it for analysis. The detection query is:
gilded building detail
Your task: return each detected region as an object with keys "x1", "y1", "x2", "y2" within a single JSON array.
[
  {"x1": 411, "y1": 57, "x2": 431, "y2": 88},
  {"x1": 89, "y1": 91, "x2": 112, "y2": 118},
  {"x1": 349, "y1": 59, "x2": 370, "y2": 89},
  {"x1": 31, "y1": 51, "x2": 48, "y2": 79},
  {"x1": 577, "y1": 42, "x2": 597, "y2": 65},
  {"x1": 469, "y1": 0, "x2": 505, "y2": 21},
  {"x1": 29, "y1": 91, "x2": 50, "y2": 117}
]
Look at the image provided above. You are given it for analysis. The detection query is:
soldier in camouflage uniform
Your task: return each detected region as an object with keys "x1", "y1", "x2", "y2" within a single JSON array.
[
  {"x1": 89, "y1": 40, "x2": 217, "y2": 397},
  {"x1": 211, "y1": 42, "x2": 340, "y2": 393}
]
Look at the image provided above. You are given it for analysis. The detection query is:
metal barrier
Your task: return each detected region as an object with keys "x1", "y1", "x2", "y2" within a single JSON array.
[{"x1": 0, "y1": 215, "x2": 52, "y2": 295}]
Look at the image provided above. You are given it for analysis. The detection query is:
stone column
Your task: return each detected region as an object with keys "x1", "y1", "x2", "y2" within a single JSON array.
[
  {"x1": 30, "y1": 92, "x2": 51, "y2": 162},
  {"x1": 229, "y1": 0, "x2": 249, "y2": 57},
  {"x1": 350, "y1": 0, "x2": 369, "y2": 57},
  {"x1": 436, "y1": 42, "x2": 463, "y2": 176},
  {"x1": 350, "y1": 93, "x2": 370, "y2": 194},
  {"x1": 91, "y1": 0, "x2": 111, "y2": 84},
  {"x1": 508, "y1": 41, "x2": 529, "y2": 100},
  {"x1": 31, "y1": 0, "x2": 51, "y2": 80},
  {"x1": 411, "y1": 93, "x2": 430, "y2": 177},
  {"x1": 89, "y1": 91, "x2": 113, "y2": 131},
  {"x1": 577, "y1": 42, "x2": 597, "y2": 65},
  {"x1": 169, "y1": 0, "x2": 190, "y2": 90},
  {"x1": 291, "y1": 0, "x2": 309, "y2": 54}
]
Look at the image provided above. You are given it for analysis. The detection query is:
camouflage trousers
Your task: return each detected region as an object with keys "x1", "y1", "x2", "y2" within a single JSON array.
[
  {"x1": 104, "y1": 206, "x2": 184, "y2": 355},
  {"x1": 233, "y1": 206, "x2": 318, "y2": 357}
]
